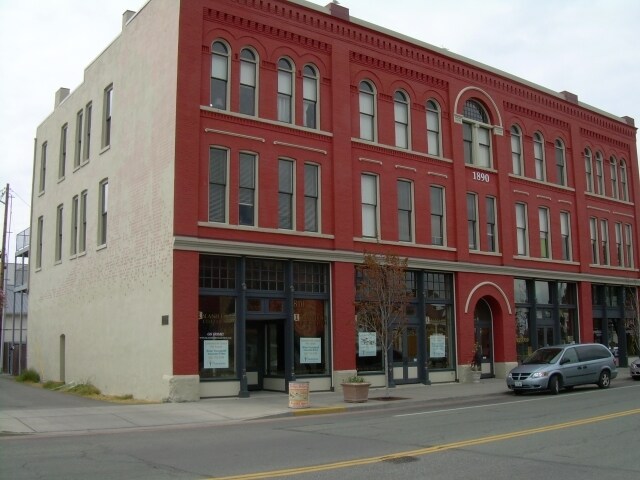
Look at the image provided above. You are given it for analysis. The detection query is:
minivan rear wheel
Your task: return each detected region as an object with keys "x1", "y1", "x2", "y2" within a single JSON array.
[
  {"x1": 548, "y1": 375, "x2": 560, "y2": 395},
  {"x1": 597, "y1": 370, "x2": 611, "y2": 389}
]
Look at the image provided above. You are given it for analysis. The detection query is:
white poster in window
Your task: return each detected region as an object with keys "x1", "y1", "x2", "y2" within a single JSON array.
[
  {"x1": 300, "y1": 337, "x2": 321, "y2": 364},
  {"x1": 358, "y1": 332, "x2": 377, "y2": 357},
  {"x1": 429, "y1": 334, "x2": 446, "y2": 358},
  {"x1": 203, "y1": 339, "x2": 229, "y2": 368}
]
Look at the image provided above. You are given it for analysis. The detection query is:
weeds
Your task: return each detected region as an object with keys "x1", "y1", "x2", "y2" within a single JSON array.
[{"x1": 16, "y1": 369, "x2": 40, "y2": 383}]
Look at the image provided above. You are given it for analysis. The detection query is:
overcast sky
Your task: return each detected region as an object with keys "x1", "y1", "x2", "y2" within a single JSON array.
[{"x1": 1, "y1": 0, "x2": 638, "y2": 259}]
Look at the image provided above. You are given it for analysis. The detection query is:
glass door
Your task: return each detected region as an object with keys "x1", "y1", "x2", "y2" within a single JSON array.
[
  {"x1": 474, "y1": 300, "x2": 494, "y2": 377},
  {"x1": 537, "y1": 325, "x2": 554, "y2": 348},
  {"x1": 392, "y1": 327, "x2": 420, "y2": 384}
]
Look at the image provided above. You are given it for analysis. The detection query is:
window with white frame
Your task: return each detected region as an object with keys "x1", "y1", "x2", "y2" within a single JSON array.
[
  {"x1": 486, "y1": 196, "x2": 497, "y2": 252},
  {"x1": 59, "y1": 124, "x2": 68, "y2": 179},
  {"x1": 555, "y1": 139, "x2": 566, "y2": 186},
  {"x1": 589, "y1": 217, "x2": 599, "y2": 264},
  {"x1": 74, "y1": 109, "x2": 83, "y2": 168},
  {"x1": 430, "y1": 185, "x2": 444, "y2": 246},
  {"x1": 610, "y1": 156, "x2": 619, "y2": 199},
  {"x1": 361, "y1": 174, "x2": 378, "y2": 238},
  {"x1": 55, "y1": 204, "x2": 63, "y2": 263},
  {"x1": 426, "y1": 100, "x2": 441, "y2": 156},
  {"x1": 39, "y1": 142, "x2": 47, "y2": 193},
  {"x1": 98, "y1": 179, "x2": 108, "y2": 246},
  {"x1": 515, "y1": 203, "x2": 528, "y2": 256},
  {"x1": 584, "y1": 148, "x2": 594, "y2": 193},
  {"x1": 394, "y1": 91, "x2": 409, "y2": 149},
  {"x1": 211, "y1": 41, "x2": 229, "y2": 109},
  {"x1": 278, "y1": 159, "x2": 294, "y2": 229},
  {"x1": 83, "y1": 102, "x2": 92, "y2": 161},
  {"x1": 533, "y1": 132, "x2": 545, "y2": 181},
  {"x1": 462, "y1": 100, "x2": 491, "y2": 168},
  {"x1": 79, "y1": 190, "x2": 87, "y2": 253},
  {"x1": 70, "y1": 195, "x2": 78, "y2": 256},
  {"x1": 560, "y1": 211, "x2": 571, "y2": 261},
  {"x1": 624, "y1": 224, "x2": 634, "y2": 268},
  {"x1": 238, "y1": 152, "x2": 256, "y2": 226},
  {"x1": 539, "y1": 207, "x2": 550, "y2": 258},
  {"x1": 209, "y1": 147, "x2": 228, "y2": 223},
  {"x1": 511, "y1": 125, "x2": 523, "y2": 176},
  {"x1": 600, "y1": 219, "x2": 609, "y2": 265},
  {"x1": 277, "y1": 58, "x2": 294, "y2": 123},
  {"x1": 615, "y1": 222, "x2": 623, "y2": 266},
  {"x1": 239, "y1": 48, "x2": 257, "y2": 116},
  {"x1": 467, "y1": 192, "x2": 478, "y2": 250},
  {"x1": 36, "y1": 216, "x2": 43, "y2": 269},
  {"x1": 619, "y1": 159, "x2": 628, "y2": 201},
  {"x1": 359, "y1": 81, "x2": 376, "y2": 141},
  {"x1": 102, "y1": 84, "x2": 113, "y2": 148},
  {"x1": 303, "y1": 65, "x2": 319, "y2": 129},
  {"x1": 397, "y1": 179, "x2": 413, "y2": 242},
  {"x1": 304, "y1": 163, "x2": 319, "y2": 232},
  {"x1": 595, "y1": 152, "x2": 604, "y2": 195}
]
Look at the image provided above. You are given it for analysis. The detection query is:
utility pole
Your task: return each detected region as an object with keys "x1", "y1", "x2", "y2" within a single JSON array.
[{"x1": 0, "y1": 183, "x2": 9, "y2": 373}]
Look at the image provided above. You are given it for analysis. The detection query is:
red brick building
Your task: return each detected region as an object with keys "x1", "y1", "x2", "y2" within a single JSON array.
[{"x1": 30, "y1": 0, "x2": 639, "y2": 400}]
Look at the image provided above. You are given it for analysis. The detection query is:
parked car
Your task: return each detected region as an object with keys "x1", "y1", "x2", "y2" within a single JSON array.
[
  {"x1": 507, "y1": 343, "x2": 617, "y2": 395},
  {"x1": 630, "y1": 358, "x2": 640, "y2": 380}
]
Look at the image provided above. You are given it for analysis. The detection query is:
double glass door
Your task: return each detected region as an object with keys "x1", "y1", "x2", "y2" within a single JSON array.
[{"x1": 245, "y1": 320, "x2": 284, "y2": 390}]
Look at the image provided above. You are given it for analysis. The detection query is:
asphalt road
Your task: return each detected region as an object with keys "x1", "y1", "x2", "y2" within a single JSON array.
[{"x1": 1, "y1": 378, "x2": 639, "y2": 480}]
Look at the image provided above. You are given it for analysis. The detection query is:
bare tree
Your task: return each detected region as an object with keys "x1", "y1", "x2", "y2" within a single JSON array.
[
  {"x1": 355, "y1": 252, "x2": 410, "y2": 398},
  {"x1": 625, "y1": 286, "x2": 640, "y2": 360}
]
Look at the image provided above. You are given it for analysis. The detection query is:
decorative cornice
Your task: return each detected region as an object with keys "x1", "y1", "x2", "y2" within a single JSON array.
[
  {"x1": 580, "y1": 127, "x2": 630, "y2": 151},
  {"x1": 504, "y1": 101, "x2": 570, "y2": 131}
]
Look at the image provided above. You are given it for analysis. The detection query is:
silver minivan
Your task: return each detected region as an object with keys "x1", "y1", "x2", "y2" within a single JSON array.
[{"x1": 506, "y1": 343, "x2": 618, "y2": 395}]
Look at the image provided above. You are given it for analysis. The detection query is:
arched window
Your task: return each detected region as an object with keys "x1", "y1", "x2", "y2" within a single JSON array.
[
  {"x1": 619, "y1": 159, "x2": 629, "y2": 201},
  {"x1": 277, "y1": 58, "x2": 294, "y2": 123},
  {"x1": 211, "y1": 41, "x2": 230, "y2": 109},
  {"x1": 462, "y1": 100, "x2": 491, "y2": 167},
  {"x1": 510, "y1": 125, "x2": 523, "y2": 176},
  {"x1": 239, "y1": 48, "x2": 257, "y2": 116},
  {"x1": 555, "y1": 139, "x2": 567, "y2": 186},
  {"x1": 359, "y1": 81, "x2": 376, "y2": 141},
  {"x1": 610, "y1": 156, "x2": 619, "y2": 199},
  {"x1": 533, "y1": 132, "x2": 545, "y2": 181},
  {"x1": 394, "y1": 90, "x2": 410, "y2": 149},
  {"x1": 426, "y1": 99, "x2": 441, "y2": 156},
  {"x1": 595, "y1": 152, "x2": 604, "y2": 195},
  {"x1": 303, "y1": 65, "x2": 319, "y2": 129},
  {"x1": 584, "y1": 148, "x2": 594, "y2": 193}
]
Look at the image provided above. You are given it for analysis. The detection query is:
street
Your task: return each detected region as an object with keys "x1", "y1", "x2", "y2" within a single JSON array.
[{"x1": 1, "y1": 380, "x2": 639, "y2": 479}]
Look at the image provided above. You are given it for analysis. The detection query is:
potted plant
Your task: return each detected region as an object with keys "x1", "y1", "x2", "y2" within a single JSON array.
[
  {"x1": 470, "y1": 343, "x2": 482, "y2": 383},
  {"x1": 341, "y1": 374, "x2": 371, "y2": 403}
]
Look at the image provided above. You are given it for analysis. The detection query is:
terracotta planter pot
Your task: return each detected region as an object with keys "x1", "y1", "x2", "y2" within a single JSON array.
[{"x1": 341, "y1": 382, "x2": 371, "y2": 403}]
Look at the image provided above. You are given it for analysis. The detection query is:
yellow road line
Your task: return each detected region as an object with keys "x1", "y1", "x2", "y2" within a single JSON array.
[{"x1": 208, "y1": 407, "x2": 640, "y2": 480}]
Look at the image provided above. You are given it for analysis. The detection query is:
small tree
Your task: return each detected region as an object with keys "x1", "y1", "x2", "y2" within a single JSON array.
[
  {"x1": 624, "y1": 286, "x2": 640, "y2": 360},
  {"x1": 355, "y1": 252, "x2": 410, "y2": 398}
]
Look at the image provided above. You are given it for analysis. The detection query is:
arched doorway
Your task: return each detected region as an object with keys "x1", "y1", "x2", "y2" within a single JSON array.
[{"x1": 474, "y1": 299, "x2": 494, "y2": 377}]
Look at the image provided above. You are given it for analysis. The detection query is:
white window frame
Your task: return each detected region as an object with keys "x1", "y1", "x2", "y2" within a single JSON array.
[
  {"x1": 39, "y1": 141, "x2": 47, "y2": 193},
  {"x1": 361, "y1": 173, "x2": 379, "y2": 238},
  {"x1": 359, "y1": 81, "x2": 376, "y2": 142},
  {"x1": 462, "y1": 100, "x2": 492, "y2": 168},
  {"x1": 55, "y1": 204, "x2": 63, "y2": 263},
  {"x1": 595, "y1": 152, "x2": 604, "y2": 195},
  {"x1": 555, "y1": 139, "x2": 566, "y2": 186},
  {"x1": 600, "y1": 219, "x2": 609, "y2": 265},
  {"x1": 394, "y1": 90, "x2": 410, "y2": 149},
  {"x1": 560, "y1": 211, "x2": 571, "y2": 261},
  {"x1": 624, "y1": 223, "x2": 634, "y2": 268},
  {"x1": 430, "y1": 185, "x2": 445, "y2": 246},
  {"x1": 211, "y1": 40, "x2": 230, "y2": 109},
  {"x1": 277, "y1": 58, "x2": 294, "y2": 124},
  {"x1": 79, "y1": 190, "x2": 88, "y2": 254},
  {"x1": 397, "y1": 179, "x2": 414, "y2": 242},
  {"x1": 278, "y1": 158, "x2": 295, "y2": 229},
  {"x1": 584, "y1": 148, "x2": 594, "y2": 193},
  {"x1": 208, "y1": 147, "x2": 229, "y2": 223},
  {"x1": 83, "y1": 102, "x2": 92, "y2": 162},
  {"x1": 615, "y1": 222, "x2": 623, "y2": 266},
  {"x1": 610, "y1": 156, "x2": 619, "y2": 199},
  {"x1": 486, "y1": 196, "x2": 497, "y2": 252},
  {"x1": 589, "y1": 217, "x2": 599, "y2": 264},
  {"x1": 102, "y1": 84, "x2": 113, "y2": 148},
  {"x1": 59, "y1": 124, "x2": 68, "y2": 179},
  {"x1": 538, "y1": 207, "x2": 551, "y2": 259},
  {"x1": 98, "y1": 179, "x2": 108, "y2": 247},
  {"x1": 533, "y1": 132, "x2": 545, "y2": 181},
  {"x1": 304, "y1": 163, "x2": 320, "y2": 232},
  {"x1": 239, "y1": 48, "x2": 258, "y2": 116},
  {"x1": 511, "y1": 125, "x2": 523, "y2": 176},
  {"x1": 515, "y1": 203, "x2": 529, "y2": 256},
  {"x1": 303, "y1": 64, "x2": 319, "y2": 129},
  {"x1": 238, "y1": 152, "x2": 257, "y2": 227},
  {"x1": 467, "y1": 192, "x2": 479, "y2": 250},
  {"x1": 70, "y1": 194, "x2": 79, "y2": 256},
  {"x1": 619, "y1": 159, "x2": 629, "y2": 201},
  {"x1": 426, "y1": 100, "x2": 442, "y2": 157}
]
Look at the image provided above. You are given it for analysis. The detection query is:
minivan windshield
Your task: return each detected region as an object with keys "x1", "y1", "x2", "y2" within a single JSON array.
[{"x1": 522, "y1": 347, "x2": 563, "y2": 365}]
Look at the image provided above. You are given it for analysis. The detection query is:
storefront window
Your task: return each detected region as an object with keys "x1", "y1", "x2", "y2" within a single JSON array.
[
  {"x1": 559, "y1": 309, "x2": 577, "y2": 344},
  {"x1": 535, "y1": 281, "x2": 551, "y2": 304},
  {"x1": 514, "y1": 279, "x2": 528, "y2": 303},
  {"x1": 515, "y1": 306, "x2": 530, "y2": 363},
  {"x1": 199, "y1": 295, "x2": 236, "y2": 379},
  {"x1": 356, "y1": 326, "x2": 383, "y2": 372},
  {"x1": 293, "y1": 299, "x2": 329, "y2": 375},
  {"x1": 425, "y1": 304, "x2": 453, "y2": 369}
]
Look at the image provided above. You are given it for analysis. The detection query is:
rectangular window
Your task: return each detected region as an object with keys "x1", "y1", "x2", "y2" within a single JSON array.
[
  {"x1": 304, "y1": 163, "x2": 319, "y2": 232},
  {"x1": 590, "y1": 217, "x2": 599, "y2": 264},
  {"x1": 361, "y1": 174, "x2": 378, "y2": 238},
  {"x1": 430, "y1": 185, "x2": 444, "y2": 246},
  {"x1": 70, "y1": 195, "x2": 79, "y2": 256},
  {"x1": 486, "y1": 196, "x2": 497, "y2": 252},
  {"x1": 463, "y1": 123, "x2": 473, "y2": 165},
  {"x1": 624, "y1": 224, "x2": 634, "y2": 268},
  {"x1": 74, "y1": 109, "x2": 83, "y2": 167},
  {"x1": 83, "y1": 102, "x2": 92, "y2": 161},
  {"x1": 55, "y1": 204, "x2": 63, "y2": 262},
  {"x1": 534, "y1": 136, "x2": 545, "y2": 181},
  {"x1": 98, "y1": 179, "x2": 108, "y2": 246},
  {"x1": 59, "y1": 124, "x2": 68, "y2": 179},
  {"x1": 79, "y1": 190, "x2": 87, "y2": 253},
  {"x1": 39, "y1": 142, "x2": 47, "y2": 193},
  {"x1": 426, "y1": 102, "x2": 441, "y2": 156},
  {"x1": 615, "y1": 222, "x2": 623, "y2": 266},
  {"x1": 467, "y1": 193, "x2": 478, "y2": 250},
  {"x1": 560, "y1": 211, "x2": 571, "y2": 261},
  {"x1": 238, "y1": 152, "x2": 256, "y2": 226},
  {"x1": 278, "y1": 159, "x2": 294, "y2": 229},
  {"x1": 539, "y1": 207, "x2": 550, "y2": 258},
  {"x1": 600, "y1": 219, "x2": 609, "y2": 265},
  {"x1": 303, "y1": 69, "x2": 318, "y2": 129},
  {"x1": 610, "y1": 161, "x2": 619, "y2": 199},
  {"x1": 208, "y1": 147, "x2": 228, "y2": 223},
  {"x1": 397, "y1": 180, "x2": 413, "y2": 242},
  {"x1": 36, "y1": 216, "x2": 44, "y2": 269},
  {"x1": 516, "y1": 203, "x2": 528, "y2": 256},
  {"x1": 102, "y1": 84, "x2": 113, "y2": 148}
]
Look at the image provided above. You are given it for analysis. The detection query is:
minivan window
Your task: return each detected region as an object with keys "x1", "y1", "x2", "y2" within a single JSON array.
[
  {"x1": 523, "y1": 347, "x2": 562, "y2": 364},
  {"x1": 561, "y1": 347, "x2": 578, "y2": 364},
  {"x1": 576, "y1": 345, "x2": 610, "y2": 362}
]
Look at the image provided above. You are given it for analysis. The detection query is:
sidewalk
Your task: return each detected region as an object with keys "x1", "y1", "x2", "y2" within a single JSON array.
[{"x1": 0, "y1": 379, "x2": 509, "y2": 436}]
